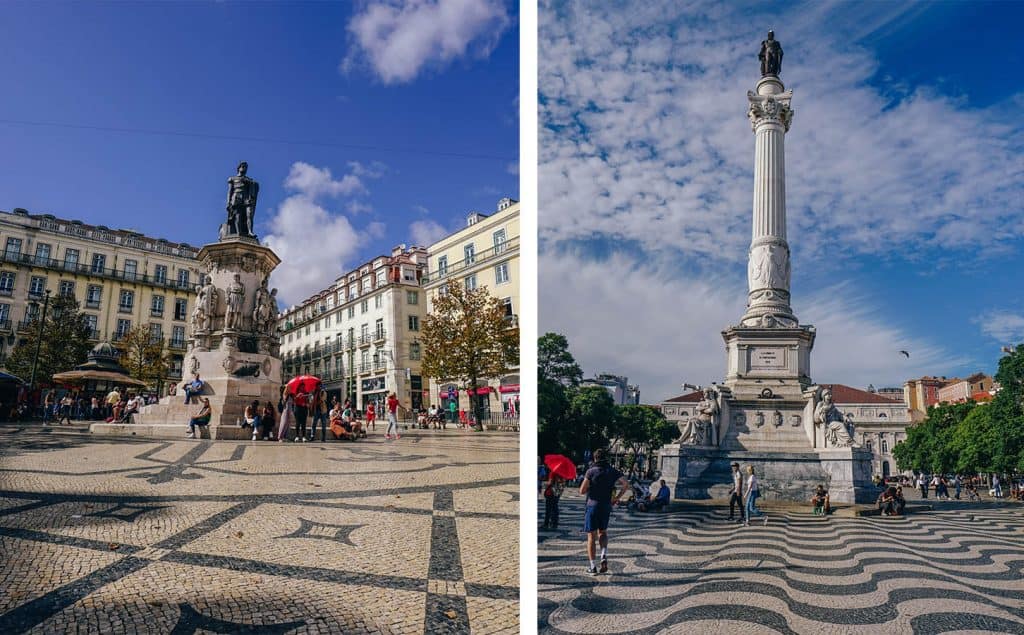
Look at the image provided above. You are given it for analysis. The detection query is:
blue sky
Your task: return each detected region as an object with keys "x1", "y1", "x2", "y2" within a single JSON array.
[
  {"x1": 0, "y1": 1, "x2": 518, "y2": 307},
  {"x1": 538, "y1": 1, "x2": 1024, "y2": 402}
]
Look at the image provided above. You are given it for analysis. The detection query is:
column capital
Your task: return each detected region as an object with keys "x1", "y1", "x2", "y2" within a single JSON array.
[{"x1": 747, "y1": 90, "x2": 793, "y2": 132}]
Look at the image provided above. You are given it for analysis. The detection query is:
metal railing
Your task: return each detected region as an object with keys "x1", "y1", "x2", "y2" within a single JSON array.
[
  {"x1": 0, "y1": 251, "x2": 197, "y2": 292},
  {"x1": 422, "y1": 235, "x2": 519, "y2": 283}
]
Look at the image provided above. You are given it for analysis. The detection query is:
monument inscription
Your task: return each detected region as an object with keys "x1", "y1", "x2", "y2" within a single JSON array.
[{"x1": 750, "y1": 347, "x2": 785, "y2": 368}]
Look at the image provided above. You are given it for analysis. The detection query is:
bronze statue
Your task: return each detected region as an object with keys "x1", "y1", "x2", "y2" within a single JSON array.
[
  {"x1": 225, "y1": 161, "x2": 259, "y2": 237},
  {"x1": 759, "y1": 30, "x2": 783, "y2": 77}
]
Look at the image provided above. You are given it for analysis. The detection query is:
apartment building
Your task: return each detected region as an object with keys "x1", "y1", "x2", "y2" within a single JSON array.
[
  {"x1": 278, "y1": 245, "x2": 428, "y2": 411},
  {"x1": 0, "y1": 208, "x2": 200, "y2": 381},
  {"x1": 903, "y1": 376, "x2": 950, "y2": 422},
  {"x1": 937, "y1": 372, "x2": 994, "y2": 404},
  {"x1": 421, "y1": 197, "x2": 520, "y2": 420}
]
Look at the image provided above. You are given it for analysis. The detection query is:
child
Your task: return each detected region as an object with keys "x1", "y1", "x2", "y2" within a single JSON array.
[{"x1": 541, "y1": 473, "x2": 564, "y2": 530}]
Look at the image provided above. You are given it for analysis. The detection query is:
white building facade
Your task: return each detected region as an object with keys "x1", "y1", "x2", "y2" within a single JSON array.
[{"x1": 278, "y1": 246, "x2": 428, "y2": 412}]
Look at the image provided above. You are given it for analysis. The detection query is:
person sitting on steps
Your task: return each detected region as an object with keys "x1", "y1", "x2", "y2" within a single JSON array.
[
  {"x1": 186, "y1": 398, "x2": 212, "y2": 438},
  {"x1": 183, "y1": 374, "x2": 204, "y2": 404},
  {"x1": 811, "y1": 485, "x2": 831, "y2": 515}
]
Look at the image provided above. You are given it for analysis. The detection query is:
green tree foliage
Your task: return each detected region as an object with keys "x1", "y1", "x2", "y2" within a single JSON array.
[
  {"x1": 610, "y1": 404, "x2": 676, "y2": 464},
  {"x1": 5, "y1": 294, "x2": 93, "y2": 386},
  {"x1": 538, "y1": 332, "x2": 582, "y2": 385},
  {"x1": 421, "y1": 283, "x2": 519, "y2": 428},
  {"x1": 115, "y1": 326, "x2": 170, "y2": 390},
  {"x1": 893, "y1": 345, "x2": 1024, "y2": 474}
]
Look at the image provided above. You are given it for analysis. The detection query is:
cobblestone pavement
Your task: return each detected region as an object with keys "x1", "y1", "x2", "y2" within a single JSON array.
[
  {"x1": 0, "y1": 424, "x2": 519, "y2": 634},
  {"x1": 537, "y1": 493, "x2": 1024, "y2": 634}
]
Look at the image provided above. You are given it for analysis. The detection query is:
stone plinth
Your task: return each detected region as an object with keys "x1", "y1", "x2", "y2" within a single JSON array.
[{"x1": 659, "y1": 445, "x2": 877, "y2": 504}]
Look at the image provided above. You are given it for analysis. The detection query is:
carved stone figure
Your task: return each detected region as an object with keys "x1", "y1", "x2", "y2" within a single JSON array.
[
  {"x1": 755, "y1": 411, "x2": 765, "y2": 427},
  {"x1": 676, "y1": 387, "x2": 719, "y2": 446},
  {"x1": 252, "y1": 278, "x2": 278, "y2": 335},
  {"x1": 773, "y1": 411, "x2": 783, "y2": 427},
  {"x1": 225, "y1": 161, "x2": 259, "y2": 238},
  {"x1": 759, "y1": 30, "x2": 783, "y2": 76},
  {"x1": 749, "y1": 243, "x2": 790, "y2": 291},
  {"x1": 813, "y1": 388, "x2": 857, "y2": 447},
  {"x1": 191, "y1": 276, "x2": 218, "y2": 332},
  {"x1": 790, "y1": 414, "x2": 802, "y2": 427},
  {"x1": 225, "y1": 273, "x2": 245, "y2": 330}
]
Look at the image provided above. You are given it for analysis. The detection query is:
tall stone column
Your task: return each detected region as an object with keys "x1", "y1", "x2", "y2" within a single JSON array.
[{"x1": 740, "y1": 75, "x2": 797, "y2": 328}]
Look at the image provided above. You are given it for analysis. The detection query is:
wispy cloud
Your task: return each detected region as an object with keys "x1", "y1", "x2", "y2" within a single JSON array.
[
  {"x1": 974, "y1": 310, "x2": 1024, "y2": 344},
  {"x1": 409, "y1": 219, "x2": 449, "y2": 246},
  {"x1": 344, "y1": 0, "x2": 511, "y2": 84}
]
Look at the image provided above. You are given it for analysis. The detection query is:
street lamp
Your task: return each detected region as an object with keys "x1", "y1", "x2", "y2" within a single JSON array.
[{"x1": 28, "y1": 288, "x2": 52, "y2": 397}]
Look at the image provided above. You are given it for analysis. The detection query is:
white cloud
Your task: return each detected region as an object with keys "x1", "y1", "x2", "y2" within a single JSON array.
[
  {"x1": 412, "y1": 204, "x2": 430, "y2": 215},
  {"x1": 975, "y1": 310, "x2": 1024, "y2": 343},
  {"x1": 344, "y1": 0, "x2": 511, "y2": 84},
  {"x1": 285, "y1": 162, "x2": 366, "y2": 198},
  {"x1": 540, "y1": 252, "x2": 962, "y2": 403},
  {"x1": 347, "y1": 200, "x2": 374, "y2": 214},
  {"x1": 264, "y1": 195, "x2": 367, "y2": 306},
  {"x1": 538, "y1": 2, "x2": 1024, "y2": 268},
  {"x1": 409, "y1": 219, "x2": 449, "y2": 246}
]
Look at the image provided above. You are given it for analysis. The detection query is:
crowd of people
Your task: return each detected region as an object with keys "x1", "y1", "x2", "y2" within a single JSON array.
[{"x1": 23, "y1": 387, "x2": 159, "y2": 424}]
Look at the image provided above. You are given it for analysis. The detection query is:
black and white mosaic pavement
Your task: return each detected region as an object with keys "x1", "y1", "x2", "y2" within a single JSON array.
[
  {"x1": 0, "y1": 424, "x2": 519, "y2": 634},
  {"x1": 537, "y1": 493, "x2": 1024, "y2": 634}
]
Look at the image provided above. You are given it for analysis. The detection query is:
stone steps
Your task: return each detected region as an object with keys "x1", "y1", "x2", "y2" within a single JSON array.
[{"x1": 90, "y1": 422, "x2": 254, "y2": 440}]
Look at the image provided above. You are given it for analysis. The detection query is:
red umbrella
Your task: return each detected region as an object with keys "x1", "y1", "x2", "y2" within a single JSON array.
[
  {"x1": 286, "y1": 375, "x2": 321, "y2": 396},
  {"x1": 544, "y1": 454, "x2": 576, "y2": 480}
]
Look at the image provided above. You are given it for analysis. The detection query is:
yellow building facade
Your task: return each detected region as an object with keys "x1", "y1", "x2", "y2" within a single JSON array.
[
  {"x1": 0, "y1": 208, "x2": 201, "y2": 384},
  {"x1": 422, "y1": 197, "x2": 520, "y2": 424}
]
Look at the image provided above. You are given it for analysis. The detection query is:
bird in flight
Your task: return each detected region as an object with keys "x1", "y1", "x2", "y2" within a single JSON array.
[{"x1": 899, "y1": 350, "x2": 910, "y2": 358}]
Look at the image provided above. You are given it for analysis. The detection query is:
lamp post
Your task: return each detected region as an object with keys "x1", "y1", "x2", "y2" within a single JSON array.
[{"x1": 28, "y1": 288, "x2": 52, "y2": 399}]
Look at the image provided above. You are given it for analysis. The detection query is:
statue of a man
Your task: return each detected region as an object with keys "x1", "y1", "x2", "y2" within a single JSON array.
[
  {"x1": 759, "y1": 30, "x2": 783, "y2": 76},
  {"x1": 225, "y1": 273, "x2": 245, "y2": 330},
  {"x1": 677, "y1": 387, "x2": 719, "y2": 445},
  {"x1": 252, "y1": 278, "x2": 277, "y2": 334},
  {"x1": 225, "y1": 161, "x2": 260, "y2": 237},
  {"x1": 814, "y1": 388, "x2": 856, "y2": 447},
  {"x1": 192, "y1": 276, "x2": 218, "y2": 332}
]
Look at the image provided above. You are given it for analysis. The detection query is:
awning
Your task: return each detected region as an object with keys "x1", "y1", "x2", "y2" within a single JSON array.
[
  {"x1": 499, "y1": 384, "x2": 520, "y2": 394},
  {"x1": 51, "y1": 370, "x2": 148, "y2": 387}
]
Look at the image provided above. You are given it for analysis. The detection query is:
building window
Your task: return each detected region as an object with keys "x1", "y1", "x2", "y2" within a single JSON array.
[
  {"x1": 115, "y1": 318, "x2": 131, "y2": 340},
  {"x1": 495, "y1": 261, "x2": 510, "y2": 284},
  {"x1": 314, "y1": 319, "x2": 321, "y2": 333},
  {"x1": 29, "y1": 276, "x2": 46, "y2": 298},
  {"x1": 375, "y1": 318, "x2": 384, "y2": 340},
  {"x1": 174, "y1": 298, "x2": 187, "y2": 321},
  {"x1": 438, "y1": 283, "x2": 448, "y2": 296},
  {"x1": 0, "y1": 303, "x2": 9, "y2": 324},
  {"x1": 348, "y1": 306, "x2": 355, "y2": 319},
  {"x1": 881, "y1": 439, "x2": 888, "y2": 454},
  {"x1": 172, "y1": 325, "x2": 185, "y2": 347},
  {"x1": 123, "y1": 259, "x2": 137, "y2": 280},
  {"x1": 151, "y1": 295, "x2": 165, "y2": 316},
  {"x1": 464, "y1": 243, "x2": 475, "y2": 264},
  {"x1": 83, "y1": 314, "x2": 97, "y2": 337},
  {"x1": 34, "y1": 243, "x2": 51, "y2": 264},
  {"x1": 4, "y1": 238, "x2": 22, "y2": 260},
  {"x1": 324, "y1": 314, "x2": 332, "y2": 327},
  {"x1": 304, "y1": 326, "x2": 310, "y2": 336},
  {"x1": 865, "y1": 439, "x2": 872, "y2": 453},
  {"x1": 91, "y1": 253, "x2": 106, "y2": 274},
  {"x1": 63, "y1": 248, "x2": 79, "y2": 269},
  {"x1": 0, "y1": 272, "x2": 14, "y2": 295},
  {"x1": 409, "y1": 342, "x2": 421, "y2": 361},
  {"x1": 154, "y1": 265, "x2": 167, "y2": 284},
  {"x1": 464, "y1": 274, "x2": 477, "y2": 291},
  {"x1": 361, "y1": 300, "x2": 368, "y2": 314},
  {"x1": 25, "y1": 303, "x2": 39, "y2": 321},
  {"x1": 407, "y1": 291, "x2": 418, "y2": 305},
  {"x1": 177, "y1": 269, "x2": 190, "y2": 288},
  {"x1": 374, "y1": 294, "x2": 382, "y2": 309},
  {"x1": 86, "y1": 285, "x2": 102, "y2": 308},
  {"x1": 59, "y1": 280, "x2": 75, "y2": 298},
  {"x1": 408, "y1": 315, "x2": 419, "y2": 331},
  {"x1": 375, "y1": 270, "x2": 386, "y2": 286},
  {"x1": 437, "y1": 255, "x2": 448, "y2": 276},
  {"x1": 119, "y1": 290, "x2": 134, "y2": 312},
  {"x1": 493, "y1": 229, "x2": 507, "y2": 253},
  {"x1": 149, "y1": 323, "x2": 162, "y2": 343},
  {"x1": 502, "y1": 296, "x2": 514, "y2": 319}
]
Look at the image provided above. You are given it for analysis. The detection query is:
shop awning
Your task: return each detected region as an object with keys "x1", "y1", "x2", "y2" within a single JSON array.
[{"x1": 499, "y1": 384, "x2": 520, "y2": 394}]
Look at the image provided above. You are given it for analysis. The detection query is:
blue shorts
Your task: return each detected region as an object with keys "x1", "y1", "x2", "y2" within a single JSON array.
[{"x1": 584, "y1": 502, "x2": 612, "y2": 532}]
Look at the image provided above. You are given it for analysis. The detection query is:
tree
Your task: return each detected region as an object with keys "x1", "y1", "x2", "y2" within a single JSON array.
[
  {"x1": 892, "y1": 401, "x2": 975, "y2": 474},
  {"x1": 421, "y1": 283, "x2": 519, "y2": 429},
  {"x1": 116, "y1": 326, "x2": 170, "y2": 391},
  {"x1": 611, "y1": 404, "x2": 676, "y2": 471},
  {"x1": 538, "y1": 332, "x2": 583, "y2": 386},
  {"x1": 5, "y1": 294, "x2": 93, "y2": 388},
  {"x1": 565, "y1": 385, "x2": 617, "y2": 461}
]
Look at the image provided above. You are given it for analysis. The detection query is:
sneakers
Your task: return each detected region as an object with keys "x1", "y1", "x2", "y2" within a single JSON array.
[
  {"x1": 185, "y1": 432, "x2": 194, "y2": 438},
  {"x1": 764, "y1": 516, "x2": 768, "y2": 526},
  {"x1": 251, "y1": 434, "x2": 257, "y2": 441},
  {"x1": 587, "y1": 565, "x2": 598, "y2": 575},
  {"x1": 384, "y1": 434, "x2": 391, "y2": 440},
  {"x1": 395, "y1": 434, "x2": 401, "y2": 440},
  {"x1": 599, "y1": 558, "x2": 608, "y2": 573}
]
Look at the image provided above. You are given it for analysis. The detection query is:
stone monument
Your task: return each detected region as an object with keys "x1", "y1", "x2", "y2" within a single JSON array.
[
  {"x1": 658, "y1": 33, "x2": 875, "y2": 503},
  {"x1": 95, "y1": 163, "x2": 283, "y2": 440}
]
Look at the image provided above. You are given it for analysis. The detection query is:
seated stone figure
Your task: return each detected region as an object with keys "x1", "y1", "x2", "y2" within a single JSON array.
[
  {"x1": 814, "y1": 388, "x2": 856, "y2": 448},
  {"x1": 677, "y1": 387, "x2": 719, "y2": 446}
]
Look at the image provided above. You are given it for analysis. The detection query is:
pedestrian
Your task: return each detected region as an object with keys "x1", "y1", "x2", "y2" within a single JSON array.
[
  {"x1": 541, "y1": 472, "x2": 564, "y2": 530},
  {"x1": 277, "y1": 392, "x2": 294, "y2": 443},
  {"x1": 293, "y1": 390, "x2": 310, "y2": 442},
  {"x1": 448, "y1": 399, "x2": 457, "y2": 425},
  {"x1": 366, "y1": 400, "x2": 376, "y2": 431},
  {"x1": 43, "y1": 389, "x2": 55, "y2": 423},
  {"x1": 385, "y1": 392, "x2": 402, "y2": 440},
  {"x1": 954, "y1": 474, "x2": 962, "y2": 500},
  {"x1": 744, "y1": 465, "x2": 767, "y2": 526},
  {"x1": 58, "y1": 393, "x2": 73, "y2": 425},
  {"x1": 916, "y1": 473, "x2": 928, "y2": 499},
  {"x1": 309, "y1": 387, "x2": 329, "y2": 442},
  {"x1": 992, "y1": 474, "x2": 1003, "y2": 498},
  {"x1": 90, "y1": 395, "x2": 100, "y2": 420},
  {"x1": 579, "y1": 448, "x2": 631, "y2": 575},
  {"x1": 727, "y1": 462, "x2": 745, "y2": 522},
  {"x1": 104, "y1": 387, "x2": 120, "y2": 419}
]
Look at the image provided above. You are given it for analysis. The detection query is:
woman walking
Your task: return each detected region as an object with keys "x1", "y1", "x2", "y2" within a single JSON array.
[
  {"x1": 277, "y1": 392, "x2": 294, "y2": 443},
  {"x1": 744, "y1": 465, "x2": 768, "y2": 526},
  {"x1": 293, "y1": 390, "x2": 310, "y2": 442}
]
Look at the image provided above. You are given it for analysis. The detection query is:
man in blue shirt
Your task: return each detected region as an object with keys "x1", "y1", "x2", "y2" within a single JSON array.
[
  {"x1": 183, "y1": 374, "x2": 204, "y2": 405},
  {"x1": 579, "y1": 449, "x2": 630, "y2": 575}
]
